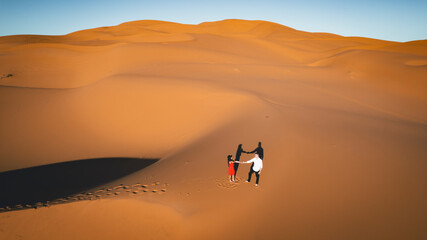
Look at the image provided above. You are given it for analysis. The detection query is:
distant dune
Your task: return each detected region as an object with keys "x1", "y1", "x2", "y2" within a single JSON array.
[{"x1": 0, "y1": 19, "x2": 426, "y2": 240}]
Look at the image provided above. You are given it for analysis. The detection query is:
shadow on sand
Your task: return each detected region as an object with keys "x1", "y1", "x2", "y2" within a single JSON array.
[{"x1": 0, "y1": 157, "x2": 158, "y2": 210}]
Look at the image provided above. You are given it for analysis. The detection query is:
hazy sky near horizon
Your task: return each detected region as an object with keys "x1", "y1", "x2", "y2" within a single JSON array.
[{"x1": 1, "y1": 0, "x2": 426, "y2": 42}]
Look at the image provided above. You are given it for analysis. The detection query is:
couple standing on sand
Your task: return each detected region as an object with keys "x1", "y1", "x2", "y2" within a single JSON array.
[{"x1": 228, "y1": 142, "x2": 264, "y2": 186}]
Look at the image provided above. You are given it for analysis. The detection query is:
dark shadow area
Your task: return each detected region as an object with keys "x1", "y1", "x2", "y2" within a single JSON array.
[{"x1": 0, "y1": 157, "x2": 158, "y2": 209}]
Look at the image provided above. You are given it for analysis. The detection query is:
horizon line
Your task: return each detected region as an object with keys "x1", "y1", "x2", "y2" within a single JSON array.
[{"x1": 1, "y1": 18, "x2": 426, "y2": 43}]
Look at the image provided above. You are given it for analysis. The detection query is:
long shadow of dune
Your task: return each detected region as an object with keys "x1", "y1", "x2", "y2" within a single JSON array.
[{"x1": 0, "y1": 157, "x2": 158, "y2": 209}]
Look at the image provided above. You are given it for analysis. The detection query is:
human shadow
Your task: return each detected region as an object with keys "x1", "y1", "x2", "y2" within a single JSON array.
[
  {"x1": 0, "y1": 157, "x2": 158, "y2": 209},
  {"x1": 234, "y1": 144, "x2": 244, "y2": 176}
]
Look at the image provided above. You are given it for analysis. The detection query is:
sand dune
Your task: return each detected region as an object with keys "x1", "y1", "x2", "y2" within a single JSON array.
[{"x1": 0, "y1": 19, "x2": 426, "y2": 239}]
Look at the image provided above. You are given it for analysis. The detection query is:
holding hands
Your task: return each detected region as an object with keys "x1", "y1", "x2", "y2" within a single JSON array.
[{"x1": 230, "y1": 142, "x2": 263, "y2": 186}]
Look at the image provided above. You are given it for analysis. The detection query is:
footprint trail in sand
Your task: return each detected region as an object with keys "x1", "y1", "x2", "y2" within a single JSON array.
[{"x1": 0, "y1": 181, "x2": 168, "y2": 213}]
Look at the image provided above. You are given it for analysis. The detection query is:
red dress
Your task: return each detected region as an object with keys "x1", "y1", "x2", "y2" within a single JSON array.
[{"x1": 228, "y1": 162, "x2": 235, "y2": 176}]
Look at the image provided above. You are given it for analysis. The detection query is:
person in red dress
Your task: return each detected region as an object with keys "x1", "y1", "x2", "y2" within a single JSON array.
[{"x1": 227, "y1": 155, "x2": 235, "y2": 182}]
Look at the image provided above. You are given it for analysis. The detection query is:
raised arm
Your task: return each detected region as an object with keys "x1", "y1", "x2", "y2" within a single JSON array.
[{"x1": 246, "y1": 147, "x2": 258, "y2": 154}]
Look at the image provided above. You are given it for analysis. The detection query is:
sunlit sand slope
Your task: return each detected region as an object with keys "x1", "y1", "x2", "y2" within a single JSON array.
[{"x1": 0, "y1": 20, "x2": 426, "y2": 240}]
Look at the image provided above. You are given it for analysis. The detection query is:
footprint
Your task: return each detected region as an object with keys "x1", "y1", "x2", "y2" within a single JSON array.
[
  {"x1": 4, "y1": 181, "x2": 169, "y2": 212},
  {"x1": 216, "y1": 178, "x2": 239, "y2": 189}
]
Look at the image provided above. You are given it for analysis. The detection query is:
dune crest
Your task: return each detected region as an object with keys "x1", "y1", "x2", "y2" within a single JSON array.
[{"x1": 1, "y1": 19, "x2": 425, "y2": 90}]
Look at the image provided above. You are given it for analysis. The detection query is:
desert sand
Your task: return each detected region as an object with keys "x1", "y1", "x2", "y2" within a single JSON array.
[{"x1": 0, "y1": 19, "x2": 426, "y2": 239}]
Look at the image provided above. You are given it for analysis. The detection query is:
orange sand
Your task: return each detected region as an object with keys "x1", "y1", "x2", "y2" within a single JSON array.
[{"x1": 0, "y1": 19, "x2": 426, "y2": 240}]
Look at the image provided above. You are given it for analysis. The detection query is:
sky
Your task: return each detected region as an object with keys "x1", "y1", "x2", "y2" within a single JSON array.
[{"x1": 0, "y1": 0, "x2": 426, "y2": 42}]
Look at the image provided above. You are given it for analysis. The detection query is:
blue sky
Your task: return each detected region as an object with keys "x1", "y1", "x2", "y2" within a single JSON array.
[{"x1": 1, "y1": 0, "x2": 426, "y2": 42}]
